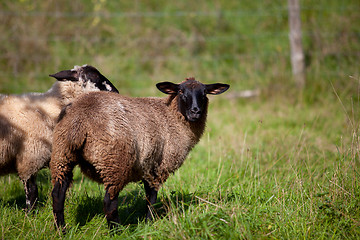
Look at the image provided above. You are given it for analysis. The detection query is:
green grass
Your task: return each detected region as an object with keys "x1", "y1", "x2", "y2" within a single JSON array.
[
  {"x1": 1, "y1": 0, "x2": 360, "y2": 239},
  {"x1": 1, "y1": 93, "x2": 360, "y2": 239}
]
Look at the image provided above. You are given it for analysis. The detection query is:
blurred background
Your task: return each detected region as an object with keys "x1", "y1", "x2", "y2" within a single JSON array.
[
  {"x1": 1, "y1": 1, "x2": 360, "y2": 237},
  {"x1": 0, "y1": 0, "x2": 359, "y2": 99}
]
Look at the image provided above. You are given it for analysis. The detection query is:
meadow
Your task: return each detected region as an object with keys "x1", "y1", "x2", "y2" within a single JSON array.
[{"x1": 0, "y1": 0, "x2": 360, "y2": 239}]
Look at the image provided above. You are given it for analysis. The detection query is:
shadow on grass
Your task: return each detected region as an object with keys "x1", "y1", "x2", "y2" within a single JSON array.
[
  {"x1": 75, "y1": 189, "x2": 152, "y2": 227},
  {"x1": 74, "y1": 188, "x2": 198, "y2": 229}
]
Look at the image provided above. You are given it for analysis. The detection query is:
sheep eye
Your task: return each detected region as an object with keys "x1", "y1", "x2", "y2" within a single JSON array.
[{"x1": 178, "y1": 89, "x2": 183, "y2": 94}]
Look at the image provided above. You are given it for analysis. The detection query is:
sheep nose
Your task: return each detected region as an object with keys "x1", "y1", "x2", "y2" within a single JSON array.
[{"x1": 190, "y1": 107, "x2": 201, "y2": 115}]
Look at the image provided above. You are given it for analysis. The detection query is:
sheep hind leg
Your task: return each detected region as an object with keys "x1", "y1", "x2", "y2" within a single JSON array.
[
  {"x1": 51, "y1": 171, "x2": 73, "y2": 232},
  {"x1": 103, "y1": 189, "x2": 119, "y2": 229},
  {"x1": 142, "y1": 180, "x2": 158, "y2": 222},
  {"x1": 23, "y1": 175, "x2": 38, "y2": 211}
]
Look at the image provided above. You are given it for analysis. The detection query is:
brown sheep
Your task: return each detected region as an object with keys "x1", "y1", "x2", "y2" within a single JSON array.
[
  {"x1": 50, "y1": 77, "x2": 229, "y2": 229},
  {"x1": 0, "y1": 65, "x2": 118, "y2": 210}
]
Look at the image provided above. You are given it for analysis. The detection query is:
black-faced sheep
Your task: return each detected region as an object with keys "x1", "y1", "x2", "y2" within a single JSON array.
[
  {"x1": 50, "y1": 77, "x2": 229, "y2": 229},
  {"x1": 0, "y1": 65, "x2": 118, "y2": 210}
]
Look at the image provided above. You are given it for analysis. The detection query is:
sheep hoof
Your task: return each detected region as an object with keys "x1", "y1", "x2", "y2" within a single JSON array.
[{"x1": 54, "y1": 223, "x2": 67, "y2": 235}]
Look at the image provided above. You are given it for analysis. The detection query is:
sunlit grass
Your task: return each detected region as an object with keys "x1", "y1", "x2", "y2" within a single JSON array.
[
  {"x1": 1, "y1": 0, "x2": 360, "y2": 238},
  {"x1": 1, "y1": 88, "x2": 359, "y2": 238}
]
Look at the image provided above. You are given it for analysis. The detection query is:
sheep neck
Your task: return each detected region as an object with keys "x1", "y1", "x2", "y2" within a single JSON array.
[
  {"x1": 167, "y1": 94, "x2": 207, "y2": 145},
  {"x1": 47, "y1": 81, "x2": 82, "y2": 106}
]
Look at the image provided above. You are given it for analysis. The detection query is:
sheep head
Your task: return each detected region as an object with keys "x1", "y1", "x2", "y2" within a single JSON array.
[
  {"x1": 49, "y1": 65, "x2": 119, "y2": 93},
  {"x1": 156, "y1": 77, "x2": 229, "y2": 122}
]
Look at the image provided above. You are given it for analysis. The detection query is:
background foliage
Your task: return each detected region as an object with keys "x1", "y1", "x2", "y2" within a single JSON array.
[{"x1": 0, "y1": 0, "x2": 359, "y2": 239}]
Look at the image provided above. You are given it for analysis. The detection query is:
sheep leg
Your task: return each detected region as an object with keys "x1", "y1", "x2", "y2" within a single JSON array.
[
  {"x1": 103, "y1": 189, "x2": 119, "y2": 229},
  {"x1": 142, "y1": 180, "x2": 158, "y2": 222},
  {"x1": 23, "y1": 175, "x2": 38, "y2": 211},
  {"x1": 52, "y1": 176, "x2": 71, "y2": 231}
]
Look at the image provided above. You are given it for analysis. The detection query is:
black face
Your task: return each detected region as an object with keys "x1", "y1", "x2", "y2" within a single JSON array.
[
  {"x1": 49, "y1": 65, "x2": 119, "y2": 93},
  {"x1": 79, "y1": 65, "x2": 119, "y2": 93},
  {"x1": 178, "y1": 80, "x2": 208, "y2": 121},
  {"x1": 156, "y1": 78, "x2": 230, "y2": 122}
]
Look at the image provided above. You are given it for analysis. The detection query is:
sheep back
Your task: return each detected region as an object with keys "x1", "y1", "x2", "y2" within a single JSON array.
[{"x1": 0, "y1": 93, "x2": 61, "y2": 179}]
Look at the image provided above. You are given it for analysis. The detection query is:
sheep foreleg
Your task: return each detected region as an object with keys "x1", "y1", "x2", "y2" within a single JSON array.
[
  {"x1": 143, "y1": 180, "x2": 158, "y2": 222},
  {"x1": 23, "y1": 175, "x2": 38, "y2": 211},
  {"x1": 103, "y1": 189, "x2": 119, "y2": 229}
]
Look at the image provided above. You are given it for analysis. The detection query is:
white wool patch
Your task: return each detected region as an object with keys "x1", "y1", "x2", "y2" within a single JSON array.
[
  {"x1": 103, "y1": 81, "x2": 113, "y2": 91},
  {"x1": 24, "y1": 186, "x2": 31, "y2": 206},
  {"x1": 78, "y1": 76, "x2": 85, "y2": 84},
  {"x1": 71, "y1": 65, "x2": 80, "y2": 71},
  {"x1": 116, "y1": 101, "x2": 125, "y2": 112},
  {"x1": 71, "y1": 64, "x2": 88, "y2": 71},
  {"x1": 84, "y1": 81, "x2": 101, "y2": 91}
]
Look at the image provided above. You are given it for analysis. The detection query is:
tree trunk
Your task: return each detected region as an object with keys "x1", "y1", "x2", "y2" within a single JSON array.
[{"x1": 288, "y1": 0, "x2": 306, "y2": 89}]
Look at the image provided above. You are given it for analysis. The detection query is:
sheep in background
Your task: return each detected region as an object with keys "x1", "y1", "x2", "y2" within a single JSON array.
[
  {"x1": 50, "y1": 77, "x2": 229, "y2": 229},
  {"x1": 0, "y1": 65, "x2": 118, "y2": 210}
]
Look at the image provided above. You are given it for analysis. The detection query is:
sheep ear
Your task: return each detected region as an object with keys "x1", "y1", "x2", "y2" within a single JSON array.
[
  {"x1": 205, "y1": 83, "x2": 230, "y2": 95},
  {"x1": 156, "y1": 82, "x2": 179, "y2": 95},
  {"x1": 49, "y1": 70, "x2": 78, "y2": 82}
]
